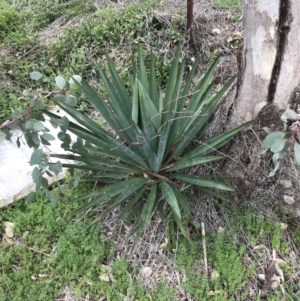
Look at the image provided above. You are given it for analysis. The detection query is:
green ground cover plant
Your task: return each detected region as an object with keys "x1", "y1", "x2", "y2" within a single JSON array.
[
  {"x1": 1, "y1": 192, "x2": 299, "y2": 300},
  {"x1": 0, "y1": 182, "x2": 153, "y2": 300},
  {"x1": 174, "y1": 206, "x2": 300, "y2": 300},
  {"x1": 0, "y1": 0, "x2": 186, "y2": 124},
  {"x1": 213, "y1": 0, "x2": 242, "y2": 8}
]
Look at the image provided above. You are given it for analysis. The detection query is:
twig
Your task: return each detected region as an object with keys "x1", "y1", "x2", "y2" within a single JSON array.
[
  {"x1": 0, "y1": 109, "x2": 33, "y2": 129},
  {"x1": 28, "y1": 246, "x2": 52, "y2": 258},
  {"x1": 201, "y1": 221, "x2": 208, "y2": 275}
]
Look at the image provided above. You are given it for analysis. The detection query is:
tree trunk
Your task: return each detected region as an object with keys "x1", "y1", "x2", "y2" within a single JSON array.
[
  {"x1": 221, "y1": 0, "x2": 300, "y2": 208},
  {"x1": 187, "y1": 0, "x2": 194, "y2": 44},
  {"x1": 228, "y1": 0, "x2": 300, "y2": 122}
]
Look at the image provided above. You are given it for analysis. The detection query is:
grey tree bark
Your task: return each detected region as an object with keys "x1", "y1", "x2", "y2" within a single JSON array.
[
  {"x1": 220, "y1": 0, "x2": 300, "y2": 206},
  {"x1": 228, "y1": 0, "x2": 300, "y2": 122}
]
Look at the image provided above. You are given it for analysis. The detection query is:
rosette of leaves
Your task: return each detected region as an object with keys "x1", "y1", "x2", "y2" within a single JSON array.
[{"x1": 44, "y1": 47, "x2": 251, "y2": 243}]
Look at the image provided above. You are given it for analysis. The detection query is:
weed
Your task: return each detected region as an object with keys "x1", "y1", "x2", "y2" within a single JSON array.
[
  {"x1": 151, "y1": 281, "x2": 176, "y2": 300},
  {"x1": 213, "y1": 0, "x2": 242, "y2": 8},
  {"x1": 176, "y1": 232, "x2": 249, "y2": 300},
  {"x1": 0, "y1": 182, "x2": 112, "y2": 301},
  {"x1": 292, "y1": 227, "x2": 300, "y2": 247},
  {"x1": 0, "y1": 0, "x2": 186, "y2": 124},
  {"x1": 0, "y1": 90, "x2": 25, "y2": 123}
]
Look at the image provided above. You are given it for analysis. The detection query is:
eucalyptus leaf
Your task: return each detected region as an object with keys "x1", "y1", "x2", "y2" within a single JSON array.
[
  {"x1": 41, "y1": 133, "x2": 55, "y2": 141},
  {"x1": 41, "y1": 177, "x2": 48, "y2": 189},
  {"x1": 32, "y1": 167, "x2": 41, "y2": 182},
  {"x1": 25, "y1": 120, "x2": 33, "y2": 130},
  {"x1": 268, "y1": 161, "x2": 280, "y2": 177},
  {"x1": 34, "y1": 98, "x2": 45, "y2": 109},
  {"x1": 32, "y1": 111, "x2": 45, "y2": 121},
  {"x1": 30, "y1": 149, "x2": 44, "y2": 165},
  {"x1": 11, "y1": 108, "x2": 23, "y2": 119},
  {"x1": 272, "y1": 152, "x2": 280, "y2": 165},
  {"x1": 30, "y1": 71, "x2": 43, "y2": 81},
  {"x1": 49, "y1": 192, "x2": 57, "y2": 207},
  {"x1": 41, "y1": 136, "x2": 52, "y2": 146},
  {"x1": 74, "y1": 174, "x2": 80, "y2": 187},
  {"x1": 26, "y1": 192, "x2": 35, "y2": 203},
  {"x1": 49, "y1": 161, "x2": 63, "y2": 175},
  {"x1": 262, "y1": 132, "x2": 285, "y2": 149},
  {"x1": 294, "y1": 142, "x2": 300, "y2": 166},
  {"x1": 50, "y1": 117, "x2": 59, "y2": 129},
  {"x1": 58, "y1": 116, "x2": 69, "y2": 133},
  {"x1": 55, "y1": 75, "x2": 67, "y2": 90},
  {"x1": 31, "y1": 132, "x2": 40, "y2": 146},
  {"x1": 58, "y1": 132, "x2": 71, "y2": 143},
  {"x1": 66, "y1": 95, "x2": 78, "y2": 107},
  {"x1": 69, "y1": 75, "x2": 82, "y2": 85},
  {"x1": 33, "y1": 121, "x2": 45, "y2": 132},
  {"x1": 270, "y1": 138, "x2": 286, "y2": 153}
]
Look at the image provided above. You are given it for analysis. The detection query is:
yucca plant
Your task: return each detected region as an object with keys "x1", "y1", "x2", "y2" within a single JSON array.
[{"x1": 44, "y1": 47, "x2": 251, "y2": 243}]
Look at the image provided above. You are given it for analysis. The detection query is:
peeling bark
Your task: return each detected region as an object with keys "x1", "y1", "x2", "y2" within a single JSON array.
[
  {"x1": 187, "y1": 0, "x2": 194, "y2": 44},
  {"x1": 229, "y1": 0, "x2": 300, "y2": 122},
  {"x1": 233, "y1": 0, "x2": 279, "y2": 121},
  {"x1": 219, "y1": 0, "x2": 300, "y2": 206},
  {"x1": 274, "y1": 1, "x2": 300, "y2": 110}
]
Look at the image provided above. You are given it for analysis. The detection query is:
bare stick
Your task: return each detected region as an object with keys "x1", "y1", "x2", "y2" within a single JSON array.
[
  {"x1": 28, "y1": 246, "x2": 52, "y2": 258},
  {"x1": 201, "y1": 222, "x2": 208, "y2": 275}
]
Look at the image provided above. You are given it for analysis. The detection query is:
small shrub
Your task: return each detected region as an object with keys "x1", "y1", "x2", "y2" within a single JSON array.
[
  {"x1": 262, "y1": 114, "x2": 300, "y2": 177},
  {"x1": 37, "y1": 46, "x2": 251, "y2": 244}
]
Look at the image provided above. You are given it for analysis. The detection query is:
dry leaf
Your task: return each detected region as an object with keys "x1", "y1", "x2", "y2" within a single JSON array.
[
  {"x1": 3, "y1": 234, "x2": 14, "y2": 245},
  {"x1": 3, "y1": 221, "x2": 14, "y2": 238},
  {"x1": 279, "y1": 223, "x2": 288, "y2": 229},
  {"x1": 275, "y1": 262, "x2": 284, "y2": 282},
  {"x1": 38, "y1": 274, "x2": 49, "y2": 279},
  {"x1": 271, "y1": 278, "x2": 280, "y2": 289},
  {"x1": 211, "y1": 270, "x2": 220, "y2": 279},
  {"x1": 283, "y1": 195, "x2": 295, "y2": 204},
  {"x1": 217, "y1": 227, "x2": 225, "y2": 233},
  {"x1": 253, "y1": 244, "x2": 267, "y2": 250},
  {"x1": 233, "y1": 31, "x2": 243, "y2": 39},
  {"x1": 208, "y1": 290, "x2": 221, "y2": 296},
  {"x1": 99, "y1": 264, "x2": 115, "y2": 282},
  {"x1": 159, "y1": 238, "x2": 168, "y2": 249},
  {"x1": 140, "y1": 267, "x2": 152, "y2": 279},
  {"x1": 212, "y1": 28, "x2": 221, "y2": 35},
  {"x1": 99, "y1": 273, "x2": 110, "y2": 282}
]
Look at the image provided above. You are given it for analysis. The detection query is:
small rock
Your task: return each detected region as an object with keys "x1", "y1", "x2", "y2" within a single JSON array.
[{"x1": 283, "y1": 195, "x2": 295, "y2": 205}]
